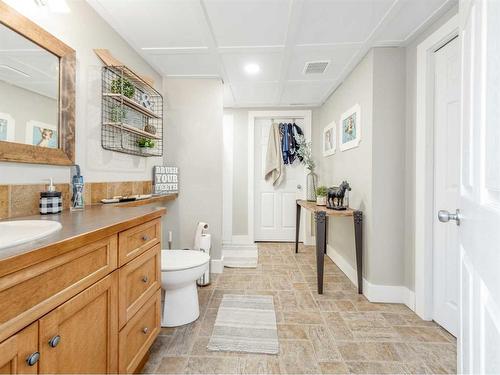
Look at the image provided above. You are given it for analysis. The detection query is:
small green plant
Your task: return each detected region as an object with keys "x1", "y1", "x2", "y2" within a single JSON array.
[
  {"x1": 137, "y1": 138, "x2": 155, "y2": 148},
  {"x1": 316, "y1": 186, "x2": 328, "y2": 197},
  {"x1": 110, "y1": 105, "x2": 126, "y2": 122},
  {"x1": 110, "y1": 77, "x2": 135, "y2": 98}
]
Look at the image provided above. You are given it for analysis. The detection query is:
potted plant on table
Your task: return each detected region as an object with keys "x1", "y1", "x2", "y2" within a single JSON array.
[{"x1": 315, "y1": 186, "x2": 328, "y2": 206}]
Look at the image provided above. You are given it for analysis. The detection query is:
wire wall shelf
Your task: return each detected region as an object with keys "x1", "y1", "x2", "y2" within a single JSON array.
[{"x1": 101, "y1": 65, "x2": 163, "y2": 157}]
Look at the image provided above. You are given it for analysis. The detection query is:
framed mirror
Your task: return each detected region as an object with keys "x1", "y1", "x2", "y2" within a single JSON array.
[{"x1": 0, "y1": 1, "x2": 75, "y2": 165}]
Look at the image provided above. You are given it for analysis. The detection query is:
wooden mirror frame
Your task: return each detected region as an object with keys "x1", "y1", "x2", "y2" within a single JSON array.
[{"x1": 0, "y1": 1, "x2": 75, "y2": 165}]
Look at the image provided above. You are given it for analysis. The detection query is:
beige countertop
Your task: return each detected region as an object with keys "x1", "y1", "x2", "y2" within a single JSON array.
[{"x1": 0, "y1": 203, "x2": 167, "y2": 277}]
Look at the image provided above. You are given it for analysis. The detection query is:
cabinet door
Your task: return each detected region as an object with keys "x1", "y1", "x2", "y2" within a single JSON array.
[
  {"x1": 0, "y1": 323, "x2": 38, "y2": 374},
  {"x1": 39, "y1": 273, "x2": 118, "y2": 374}
]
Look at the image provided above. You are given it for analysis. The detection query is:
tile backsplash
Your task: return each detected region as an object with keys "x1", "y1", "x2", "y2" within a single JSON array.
[{"x1": 0, "y1": 180, "x2": 152, "y2": 219}]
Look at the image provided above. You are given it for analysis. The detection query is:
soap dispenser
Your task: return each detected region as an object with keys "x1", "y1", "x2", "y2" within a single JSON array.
[{"x1": 39, "y1": 178, "x2": 62, "y2": 215}]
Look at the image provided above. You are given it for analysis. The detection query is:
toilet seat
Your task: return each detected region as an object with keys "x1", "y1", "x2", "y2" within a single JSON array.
[{"x1": 161, "y1": 250, "x2": 209, "y2": 271}]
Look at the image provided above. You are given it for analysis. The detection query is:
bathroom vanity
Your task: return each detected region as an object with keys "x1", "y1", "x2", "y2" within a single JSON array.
[{"x1": 0, "y1": 205, "x2": 165, "y2": 374}]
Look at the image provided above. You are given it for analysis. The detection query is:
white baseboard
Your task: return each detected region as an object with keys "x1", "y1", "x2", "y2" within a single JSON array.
[
  {"x1": 211, "y1": 256, "x2": 224, "y2": 274},
  {"x1": 326, "y1": 244, "x2": 415, "y2": 311}
]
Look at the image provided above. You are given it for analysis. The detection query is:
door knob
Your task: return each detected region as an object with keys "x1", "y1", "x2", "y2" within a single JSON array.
[
  {"x1": 297, "y1": 184, "x2": 302, "y2": 190},
  {"x1": 438, "y1": 209, "x2": 460, "y2": 226}
]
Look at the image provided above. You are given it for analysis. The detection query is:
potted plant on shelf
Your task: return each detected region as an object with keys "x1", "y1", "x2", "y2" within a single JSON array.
[
  {"x1": 295, "y1": 134, "x2": 317, "y2": 201},
  {"x1": 110, "y1": 77, "x2": 135, "y2": 99},
  {"x1": 316, "y1": 186, "x2": 328, "y2": 206},
  {"x1": 137, "y1": 138, "x2": 155, "y2": 153}
]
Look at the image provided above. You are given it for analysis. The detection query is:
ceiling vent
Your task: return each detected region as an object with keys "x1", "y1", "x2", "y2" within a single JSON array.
[{"x1": 303, "y1": 60, "x2": 330, "y2": 75}]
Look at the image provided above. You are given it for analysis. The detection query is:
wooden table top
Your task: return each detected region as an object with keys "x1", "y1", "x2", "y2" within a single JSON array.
[{"x1": 297, "y1": 199, "x2": 356, "y2": 217}]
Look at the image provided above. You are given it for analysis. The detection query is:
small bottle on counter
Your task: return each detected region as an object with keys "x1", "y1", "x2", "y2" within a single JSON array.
[{"x1": 40, "y1": 178, "x2": 62, "y2": 215}]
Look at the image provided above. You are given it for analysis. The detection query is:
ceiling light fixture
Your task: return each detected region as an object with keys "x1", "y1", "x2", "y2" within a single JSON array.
[{"x1": 244, "y1": 63, "x2": 260, "y2": 75}]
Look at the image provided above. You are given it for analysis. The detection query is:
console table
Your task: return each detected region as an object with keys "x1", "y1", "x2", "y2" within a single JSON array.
[{"x1": 295, "y1": 200, "x2": 363, "y2": 295}]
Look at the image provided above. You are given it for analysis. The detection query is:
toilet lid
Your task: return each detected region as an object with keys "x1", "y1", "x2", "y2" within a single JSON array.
[{"x1": 161, "y1": 250, "x2": 210, "y2": 271}]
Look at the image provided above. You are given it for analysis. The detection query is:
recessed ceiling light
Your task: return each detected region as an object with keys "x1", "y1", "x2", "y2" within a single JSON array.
[{"x1": 244, "y1": 63, "x2": 260, "y2": 75}]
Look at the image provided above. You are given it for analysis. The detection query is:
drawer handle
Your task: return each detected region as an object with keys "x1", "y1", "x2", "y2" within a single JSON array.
[
  {"x1": 142, "y1": 235, "x2": 150, "y2": 241},
  {"x1": 26, "y1": 352, "x2": 40, "y2": 366},
  {"x1": 142, "y1": 275, "x2": 149, "y2": 283},
  {"x1": 143, "y1": 327, "x2": 149, "y2": 334},
  {"x1": 48, "y1": 335, "x2": 61, "y2": 348}
]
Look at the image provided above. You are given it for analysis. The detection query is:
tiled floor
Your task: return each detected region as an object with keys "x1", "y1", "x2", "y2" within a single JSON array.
[{"x1": 143, "y1": 243, "x2": 456, "y2": 374}]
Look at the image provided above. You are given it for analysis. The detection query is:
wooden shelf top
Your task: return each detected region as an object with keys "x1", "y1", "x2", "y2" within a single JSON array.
[
  {"x1": 297, "y1": 199, "x2": 358, "y2": 217},
  {"x1": 104, "y1": 122, "x2": 161, "y2": 140},
  {"x1": 104, "y1": 93, "x2": 161, "y2": 119}
]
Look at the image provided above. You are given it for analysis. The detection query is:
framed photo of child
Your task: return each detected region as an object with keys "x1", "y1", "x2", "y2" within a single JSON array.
[
  {"x1": 340, "y1": 104, "x2": 361, "y2": 151},
  {"x1": 25, "y1": 120, "x2": 59, "y2": 149}
]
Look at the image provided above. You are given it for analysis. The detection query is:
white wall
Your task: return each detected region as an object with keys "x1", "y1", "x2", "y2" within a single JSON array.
[
  {"x1": 0, "y1": 0, "x2": 162, "y2": 184},
  {"x1": 162, "y1": 78, "x2": 224, "y2": 259}
]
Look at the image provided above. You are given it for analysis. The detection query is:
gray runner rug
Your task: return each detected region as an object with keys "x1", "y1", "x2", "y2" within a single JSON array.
[{"x1": 207, "y1": 294, "x2": 279, "y2": 355}]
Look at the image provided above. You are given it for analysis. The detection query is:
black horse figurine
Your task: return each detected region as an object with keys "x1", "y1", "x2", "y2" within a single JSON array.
[{"x1": 327, "y1": 181, "x2": 351, "y2": 210}]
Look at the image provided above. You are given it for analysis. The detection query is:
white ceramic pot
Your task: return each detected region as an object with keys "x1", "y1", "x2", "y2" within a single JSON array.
[{"x1": 316, "y1": 196, "x2": 327, "y2": 206}]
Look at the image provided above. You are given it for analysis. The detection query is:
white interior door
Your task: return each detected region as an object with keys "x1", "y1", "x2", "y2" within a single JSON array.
[
  {"x1": 458, "y1": 0, "x2": 500, "y2": 373},
  {"x1": 433, "y1": 36, "x2": 460, "y2": 337},
  {"x1": 254, "y1": 118, "x2": 305, "y2": 242}
]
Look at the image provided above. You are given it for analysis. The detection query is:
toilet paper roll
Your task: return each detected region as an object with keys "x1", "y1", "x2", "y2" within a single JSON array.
[{"x1": 193, "y1": 222, "x2": 209, "y2": 250}]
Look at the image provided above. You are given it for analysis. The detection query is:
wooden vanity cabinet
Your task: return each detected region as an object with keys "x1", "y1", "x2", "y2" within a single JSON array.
[{"x1": 0, "y1": 215, "x2": 163, "y2": 374}]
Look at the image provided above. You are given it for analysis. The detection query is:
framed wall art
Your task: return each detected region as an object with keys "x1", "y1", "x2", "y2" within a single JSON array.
[
  {"x1": 0, "y1": 113, "x2": 14, "y2": 142},
  {"x1": 340, "y1": 104, "x2": 361, "y2": 151},
  {"x1": 323, "y1": 121, "x2": 336, "y2": 157}
]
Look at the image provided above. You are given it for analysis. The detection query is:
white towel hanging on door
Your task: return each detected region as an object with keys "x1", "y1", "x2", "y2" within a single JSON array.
[{"x1": 264, "y1": 122, "x2": 285, "y2": 187}]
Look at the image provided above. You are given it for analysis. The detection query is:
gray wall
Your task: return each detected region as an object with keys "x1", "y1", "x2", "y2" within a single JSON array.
[
  {"x1": 163, "y1": 78, "x2": 224, "y2": 259},
  {"x1": 403, "y1": 5, "x2": 458, "y2": 290},
  {"x1": 314, "y1": 48, "x2": 406, "y2": 287},
  {"x1": 0, "y1": 0, "x2": 162, "y2": 185}
]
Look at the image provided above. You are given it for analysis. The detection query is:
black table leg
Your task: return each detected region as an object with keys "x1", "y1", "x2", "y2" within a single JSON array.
[
  {"x1": 353, "y1": 210, "x2": 363, "y2": 294},
  {"x1": 315, "y1": 211, "x2": 327, "y2": 294},
  {"x1": 295, "y1": 201, "x2": 301, "y2": 253}
]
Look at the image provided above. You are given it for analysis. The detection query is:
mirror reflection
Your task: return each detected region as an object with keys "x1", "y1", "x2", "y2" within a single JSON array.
[{"x1": 0, "y1": 23, "x2": 59, "y2": 148}]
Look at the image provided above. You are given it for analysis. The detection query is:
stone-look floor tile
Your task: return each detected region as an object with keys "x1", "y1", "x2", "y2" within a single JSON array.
[
  {"x1": 143, "y1": 242, "x2": 456, "y2": 375},
  {"x1": 278, "y1": 340, "x2": 321, "y2": 374},
  {"x1": 155, "y1": 356, "x2": 189, "y2": 374},
  {"x1": 394, "y1": 326, "x2": 451, "y2": 343},
  {"x1": 184, "y1": 356, "x2": 244, "y2": 374},
  {"x1": 337, "y1": 342, "x2": 401, "y2": 362},
  {"x1": 277, "y1": 324, "x2": 309, "y2": 340},
  {"x1": 241, "y1": 357, "x2": 282, "y2": 374},
  {"x1": 307, "y1": 325, "x2": 342, "y2": 361},
  {"x1": 318, "y1": 361, "x2": 349, "y2": 374}
]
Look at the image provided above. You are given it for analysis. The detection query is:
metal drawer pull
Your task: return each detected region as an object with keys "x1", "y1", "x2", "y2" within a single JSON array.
[
  {"x1": 143, "y1": 327, "x2": 149, "y2": 334},
  {"x1": 48, "y1": 335, "x2": 61, "y2": 348},
  {"x1": 26, "y1": 352, "x2": 40, "y2": 366},
  {"x1": 142, "y1": 275, "x2": 149, "y2": 283},
  {"x1": 142, "y1": 235, "x2": 150, "y2": 241}
]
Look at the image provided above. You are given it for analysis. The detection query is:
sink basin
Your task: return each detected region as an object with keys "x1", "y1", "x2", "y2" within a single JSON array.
[{"x1": 0, "y1": 220, "x2": 62, "y2": 250}]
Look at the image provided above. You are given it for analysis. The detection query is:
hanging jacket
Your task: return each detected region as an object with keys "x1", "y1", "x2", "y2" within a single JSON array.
[
  {"x1": 280, "y1": 123, "x2": 290, "y2": 164},
  {"x1": 292, "y1": 124, "x2": 304, "y2": 162}
]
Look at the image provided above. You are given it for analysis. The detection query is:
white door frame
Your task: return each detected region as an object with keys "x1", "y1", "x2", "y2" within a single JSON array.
[
  {"x1": 248, "y1": 110, "x2": 312, "y2": 243},
  {"x1": 414, "y1": 15, "x2": 459, "y2": 320}
]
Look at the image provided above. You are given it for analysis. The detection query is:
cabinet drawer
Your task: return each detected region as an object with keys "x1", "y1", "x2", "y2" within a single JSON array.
[
  {"x1": 119, "y1": 244, "x2": 160, "y2": 328},
  {"x1": 119, "y1": 289, "x2": 161, "y2": 374},
  {"x1": 118, "y1": 219, "x2": 160, "y2": 266},
  {"x1": 0, "y1": 236, "x2": 117, "y2": 343}
]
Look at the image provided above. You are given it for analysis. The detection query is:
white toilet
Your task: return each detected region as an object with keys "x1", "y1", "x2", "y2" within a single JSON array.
[{"x1": 160, "y1": 249, "x2": 210, "y2": 327}]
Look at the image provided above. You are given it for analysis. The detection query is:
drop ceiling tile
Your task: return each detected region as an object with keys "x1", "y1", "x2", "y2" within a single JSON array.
[
  {"x1": 287, "y1": 44, "x2": 360, "y2": 81},
  {"x1": 280, "y1": 80, "x2": 334, "y2": 105},
  {"x1": 222, "y1": 51, "x2": 283, "y2": 82},
  {"x1": 94, "y1": 0, "x2": 208, "y2": 48},
  {"x1": 204, "y1": 0, "x2": 290, "y2": 47},
  {"x1": 296, "y1": 0, "x2": 393, "y2": 45},
  {"x1": 375, "y1": 0, "x2": 450, "y2": 43},
  {"x1": 147, "y1": 53, "x2": 220, "y2": 76},
  {"x1": 231, "y1": 82, "x2": 279, "y2": 104}
]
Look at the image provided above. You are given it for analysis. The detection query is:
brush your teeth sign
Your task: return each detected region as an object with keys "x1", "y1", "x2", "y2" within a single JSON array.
[{"x1": 154, "y1": 166, "x2": 178, "y2": 194}]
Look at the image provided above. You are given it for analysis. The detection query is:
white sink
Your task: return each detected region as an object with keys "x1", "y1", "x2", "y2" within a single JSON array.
[{"x1": 0, "y1": 220, "x2": 62, "y2": 250}]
